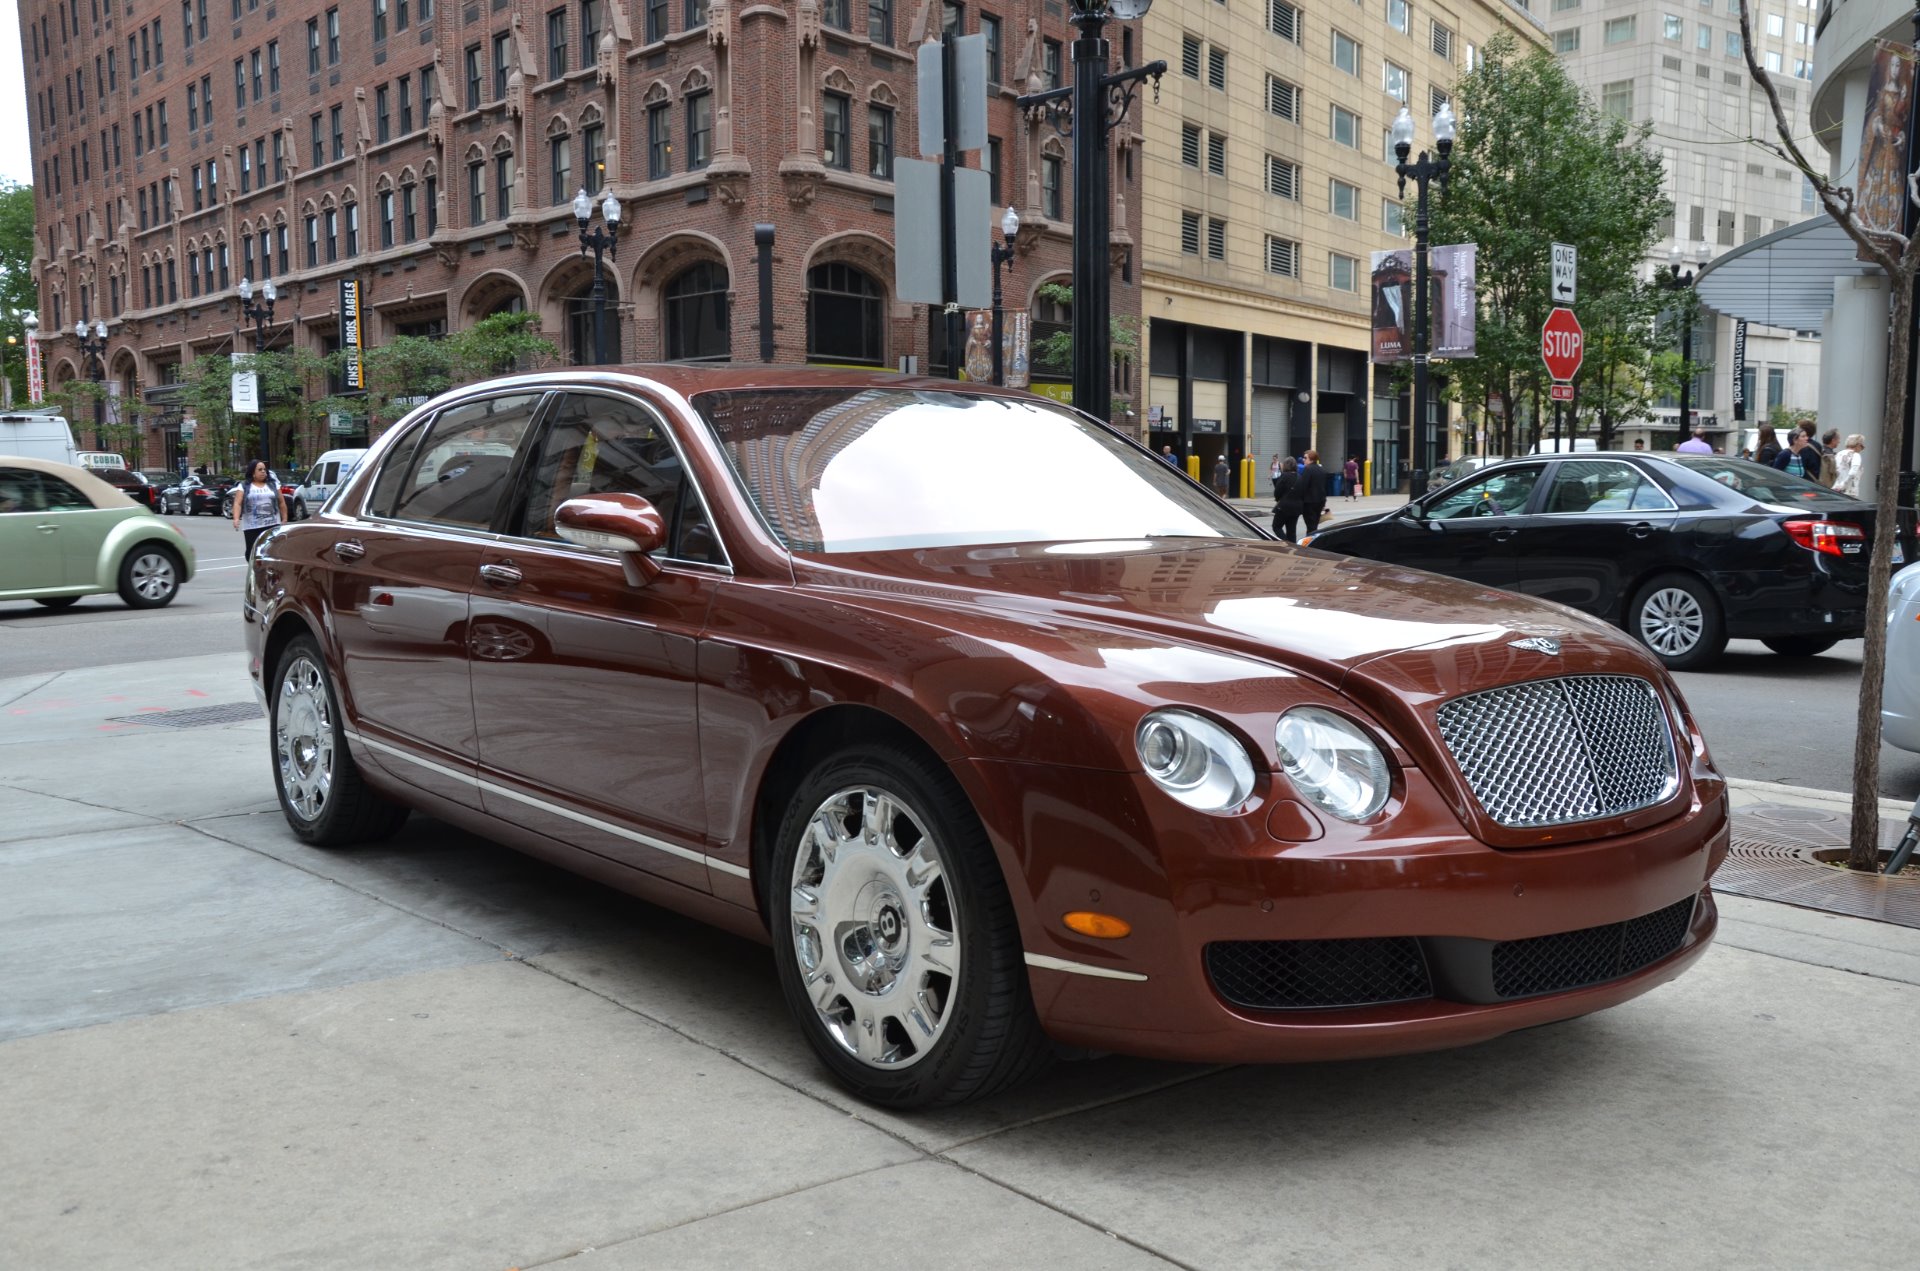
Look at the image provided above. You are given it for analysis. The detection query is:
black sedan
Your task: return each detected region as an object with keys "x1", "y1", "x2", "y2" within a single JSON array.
[
  {"x1": 160, "y1": 476, "x2": 231, "y2": 515},
  {"x1": 1304, "y1": 452, "x2": 1910, "y2": 669},
  {"x1": 92, "y1": 466, "x2": 161, "y2": 511}
]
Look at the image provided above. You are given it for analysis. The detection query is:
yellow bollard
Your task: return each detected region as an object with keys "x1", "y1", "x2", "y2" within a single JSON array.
[
  {"x1": 1362, "y1": 458, "x2": 1372, "y2": 498},
  {"x1": 1186, "y1": 454, "x2": 1201, "y2": 482},
  {"x1": 1239, "y1": 456, "x2": 1257, "y2": 500}
]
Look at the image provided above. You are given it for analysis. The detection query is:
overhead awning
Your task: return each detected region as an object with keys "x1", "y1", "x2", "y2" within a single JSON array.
[{"x1": 1693, "y1": 216, "x2": 1881, "y2": 335}]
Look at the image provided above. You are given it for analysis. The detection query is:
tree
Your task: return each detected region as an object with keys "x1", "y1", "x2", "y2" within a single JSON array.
[
  {"x1": 444, "y1": 310, "x2": 558, "y2": 381},
  {"x1": 175, "y1": 349, "x2": 329, "y2": 473},
  {"x1": 1737, "y1": 5, "x2": 1917, "y2": 869},
  {"x1": 1026, "y1": 282, "x2": 1140, "y2": 416},
  {"x1": 1429, "y1": 35, "x2": 1668, "y2": 455},
  {"x1": 0, "y1": 181, "x2": 38, "y2": 408}
]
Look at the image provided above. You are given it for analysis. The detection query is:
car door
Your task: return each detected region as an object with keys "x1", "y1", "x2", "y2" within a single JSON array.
[
  {"x1": 467, "y1": 390, "x2": 727, "y2": 892},
  {"x1": 0, "y1": 468, "x2": 66, "y2": 591},
  {"x1": 39, "y1": 471, "x2": 120, "y2": 583},
  {"x1": 1513, "y1": 458, "x2": 1680, "y2": 619},
  {"x1": 1389, "y1": 463, "x2": 1547, "y2": 591},
  {"x1": 323, "y1": 391, "x2": 548, "y2": 803}
]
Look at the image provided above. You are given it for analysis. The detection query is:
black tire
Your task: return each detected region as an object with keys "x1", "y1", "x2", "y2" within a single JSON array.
[
  {"x1": 1628, "y1": 572, "x2": 1726, "y2": 671},
  {"x1": 116, "y1": 543, "x2": 183, "y2": 609},
  {"x1": 269, "y1": 635, "x2": 410, "y2": 846},
  {"x1": 34, "y1": 596, "x2": 80, "y2": 609},
  {"x1": 1761, "y1": 635, "x2": 1840, "y2": 658},
  {"x1": 768, "y1": 744, "x2": 1050, "y2": 1108}
]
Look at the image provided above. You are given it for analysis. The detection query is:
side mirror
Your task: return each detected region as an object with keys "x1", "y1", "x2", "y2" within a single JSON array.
[
  {"x1": 1396, "y1": 502, "x2": 1424, "y2": 524},
  {"x1": 555, "y1": 493, "x2": 668, "y2": 587}
]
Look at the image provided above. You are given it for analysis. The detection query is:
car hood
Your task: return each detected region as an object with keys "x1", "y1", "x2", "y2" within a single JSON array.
[{"x1": 798, "y1": 538, "x2": 1664, "y2": 706}]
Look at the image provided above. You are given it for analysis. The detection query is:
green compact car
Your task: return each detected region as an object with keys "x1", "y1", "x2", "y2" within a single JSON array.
[{"x1": 0, "y1": 457, "x2": 197, "y2": 609}]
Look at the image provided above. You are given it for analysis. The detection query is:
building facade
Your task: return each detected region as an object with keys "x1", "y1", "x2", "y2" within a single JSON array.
[
  {"x1": 1138, "y1": 0, "x2": 1545, "y2": 495},
  {"x1": 21, "y1": 0, "x2": 1134, "y2": 466},
  {"x1": 1544, "y1": 0, "x2": 1825, "y2": 447}
]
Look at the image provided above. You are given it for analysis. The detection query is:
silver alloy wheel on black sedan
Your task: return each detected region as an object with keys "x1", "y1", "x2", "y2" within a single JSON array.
[
  {"x1": 789, "y1": 785, "x2": 960, "y2": 1069},
  {"x1": 1629, "y1": 572, "x2": 1726, "y2": 671},
  {"x1": 1639, "y1": 587, "x2": 1703, "y2": 657},
  {"x1": 275, "y1": 653, "x2": 335, "y2": 822}
]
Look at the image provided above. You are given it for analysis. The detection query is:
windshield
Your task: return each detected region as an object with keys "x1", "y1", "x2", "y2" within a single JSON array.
[
  {"x1": 692, "y1": 388, "x2": 1248, "y2": 552},
  {"x1": 1670, "y1": 455, "x2": 1856, "y2": 507}
]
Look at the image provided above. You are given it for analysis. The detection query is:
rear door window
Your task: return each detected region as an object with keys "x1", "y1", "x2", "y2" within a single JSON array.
[
  {"x1": 378, "y1": 394, "x2": 544, "y2": 530},
  {"x1": 41, "y1": 474, "x2": 94, "y2": 511},
  {"x1": 1543, "y1": 460, "x2": 1675, "y2": 514},
  {"x1": 0, "y1": 467, "x2": 42, "y2": 513}
]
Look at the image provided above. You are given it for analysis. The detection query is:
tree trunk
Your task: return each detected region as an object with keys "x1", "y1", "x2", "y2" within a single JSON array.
[{"x1": 1847, "y1": 272, "x2": 1916, "y2": 869}]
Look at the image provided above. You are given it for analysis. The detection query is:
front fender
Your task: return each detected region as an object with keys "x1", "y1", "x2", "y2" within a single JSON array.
[{"x1": 95, "y1": 517, "x2": 196, "y2": 590}]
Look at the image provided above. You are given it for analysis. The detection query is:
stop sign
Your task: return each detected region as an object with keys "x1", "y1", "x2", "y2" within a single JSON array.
[{"x1": 1541, "y1": 307, "x2": 1584, "y2": 381}]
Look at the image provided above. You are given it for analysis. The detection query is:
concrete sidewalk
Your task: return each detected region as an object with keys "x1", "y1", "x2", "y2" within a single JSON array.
[{"x1": 5, "y1": 655, "x2": 1919, "y2": 1270}]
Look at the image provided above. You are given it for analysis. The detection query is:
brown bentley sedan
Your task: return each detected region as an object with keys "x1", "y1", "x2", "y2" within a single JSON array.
[{"x1": 244, "y1": 366, "x2": 1728, "y2": 1107}]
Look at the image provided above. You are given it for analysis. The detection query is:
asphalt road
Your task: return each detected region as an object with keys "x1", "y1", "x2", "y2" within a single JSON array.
[{"x1": 4, "y1": 507, "x2": 1914, "y2": 799}]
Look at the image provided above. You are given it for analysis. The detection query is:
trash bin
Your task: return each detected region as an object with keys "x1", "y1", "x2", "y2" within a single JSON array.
[{"x1": 1411, "y1": 468, "x2": 1428, "y2": 497}]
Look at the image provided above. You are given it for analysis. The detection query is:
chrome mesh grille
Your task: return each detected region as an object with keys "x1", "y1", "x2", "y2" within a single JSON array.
[{"x1": 1434, "y1": 676, "x2": 1678, "y2": 828}]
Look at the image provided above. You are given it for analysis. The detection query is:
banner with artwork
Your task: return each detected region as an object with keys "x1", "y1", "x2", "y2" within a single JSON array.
[
  {"x1": 1857, "y1": 41, "x2": 1918, "y2": 263},
  {"x1": 962, "y1": 309, "x2": 1030, "y2": 388},
  {"x1": 1369, "y1": 244, "x2": 1476, "y2": 362}
]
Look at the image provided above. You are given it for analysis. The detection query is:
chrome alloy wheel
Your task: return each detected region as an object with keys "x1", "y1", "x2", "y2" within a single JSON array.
[
  {"x1": 789, "y1": 786, "x2": 960, "y2": 1070},
  {"x1": 275, "y1": 655, "x2": 335, "y2": 821},
  {"x1": 127, "y1": 550, "x2": 178, "y2": 602},
  {"x1": 1639, "y1": 586, "x2": 1705, "y2": 657}
]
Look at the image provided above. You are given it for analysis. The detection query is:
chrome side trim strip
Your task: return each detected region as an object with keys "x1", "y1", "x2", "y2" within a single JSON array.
[
  {"x1": 1023, "y1": 952, "x2": 1149, "y2": 982},
  {"x1": 346, "y1": 730, "x2": 753, "y2": 880}
]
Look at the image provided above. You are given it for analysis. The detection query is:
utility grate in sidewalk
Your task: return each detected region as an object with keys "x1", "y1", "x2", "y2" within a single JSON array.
[
  {"x1": 1716, "y1": 804, "x2": 1920, "y2": 929},
  {"x1": 107, "y1": 702, "x2": 265, "y2": 729}
]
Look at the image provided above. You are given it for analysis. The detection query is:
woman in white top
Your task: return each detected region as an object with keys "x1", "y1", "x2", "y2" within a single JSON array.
[
  {"x1": 1832, "y1": 434, "x2": 1865, "y2": 498},
  {"x1": 232, "y1": 459, "x2": 288, "y2": 558}
]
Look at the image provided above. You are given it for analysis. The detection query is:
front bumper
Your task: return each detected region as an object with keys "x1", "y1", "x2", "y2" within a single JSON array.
[{"x1": 964, "y1": 759, "x2": 1727, "y2": 1065}]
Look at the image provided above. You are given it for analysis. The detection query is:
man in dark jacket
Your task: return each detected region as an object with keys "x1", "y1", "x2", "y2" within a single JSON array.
[
  {"x1": 1299, "y1": 450, "x2": 1329, "y2": 534},
  {"x1": 1272, "y1": 457, "x2": 1304, "y2": 543},
  {"x1": 1772, "y1": 430, "x2": 1822, "y2": 481}
]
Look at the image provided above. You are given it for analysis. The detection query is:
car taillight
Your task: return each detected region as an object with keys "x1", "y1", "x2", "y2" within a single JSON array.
[{"x1": 1781, "y1": 518, "x2": 1866, "y2": 558}]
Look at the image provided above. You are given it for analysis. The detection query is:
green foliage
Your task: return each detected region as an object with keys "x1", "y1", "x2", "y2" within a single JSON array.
[
  {"x1": 1028, "y1": 281, "x2": 1139, "y2": 383},
  {"x1": 0, "y1": 181, "x2": 38, "y2": 408},
  {"x1": 54, "y1": 377, "x2": 146, "y2": 458},
  {"x1": 316, "y1": 312, "x2": 558, "y2": 436},
  {"x1": 1430, "y1": 34, "x2": 1669, "y2": 451},
  {"x1": 175, "y1": 348, "x2": 330, "y2": 471}
]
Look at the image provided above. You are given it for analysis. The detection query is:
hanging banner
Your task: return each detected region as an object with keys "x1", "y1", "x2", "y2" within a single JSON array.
[
  {"x1": 1857, "y1": 41, "x2": 1918, "y2": 264},
  {"x1": 231, "y1": 370, "x2": 260, "y2": 414},
  {"x1": 26, "y1": 328, "x2": 44, "y2": 404},
  {"x1": 1369, "y1": 244, "x2": 1476, "y2": 362},
  {"x1": 960, "y1": 308, "x2": 1031, "y2": 388},
  {"x1": 339, "y1": 278, "x2": 366, "y2": 391},
  {"x1": 1730, "y1": 321, "x2": 1749, "y2": 422}
]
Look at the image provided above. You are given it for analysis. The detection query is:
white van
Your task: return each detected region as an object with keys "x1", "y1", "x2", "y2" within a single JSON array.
[
  {"x1": 75, "y1": 451, "x2": 129, "y2": 471},
  {"x1": 0, "y1": 412, "x2": 80, "y2": 465},
  {"x1": 296, "y1": 447, "x2": 369, "y2": 509},
  {"x1": 1529, "y1": 438, "x2": 1598, "y2": 454}
]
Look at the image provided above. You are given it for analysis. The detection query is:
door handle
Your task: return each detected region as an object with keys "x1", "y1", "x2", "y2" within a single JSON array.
[
  {"x1": 478, "y1": 562, "x2": 523, "y2": 588},
  {"x1": 333, "y1": 539, "x2": 365, "y2": 561},
  {"x1": 1629, "y1": 522, "x2": 1656, "y2": 539},
  {"x1": 1490, "y1": 528, "x2": 1517, "y2": 542},
  {"x1": 35, "y1": 523, "x2": 58, "y2": 534}
]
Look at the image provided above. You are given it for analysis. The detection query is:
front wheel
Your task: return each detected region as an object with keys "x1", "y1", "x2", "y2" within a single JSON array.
[
  {"x1": 1761, "y1": 635, "x2": 1840, "y2": 658},
  {"x1": 1628, "y1": 572, "x2": 1726, "y2": 671},
  {"x1": 769, "y1": 745, "x2": 1049, "y2": 1108},
  {"x1": 117, "y1": 545, "x2": 183, "y2": 609},
  {"x1": 270, "y1": 635, "x2": 409, "y2": 846}
]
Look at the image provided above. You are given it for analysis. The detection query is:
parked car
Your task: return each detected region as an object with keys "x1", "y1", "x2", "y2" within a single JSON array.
[
  {"x1": 221, "y1": 471, "x2": 308, "y2": 521},
  {"x1": 1885, "y1": 561, "x2": 1920, "y2": 754},
  {"x1": 245, "y1": 367, "x2": 1726, "y2": 1107},
  {"x1": 160, "y1": 475, "x2": 230, "y2": 516},
  {"x1": 295, "y1": 448, "x2": 369, "y2": 511},
  {"x1": 139, "y1": 468, "x2": 177, "y2": 487},
  {"x1": 0, "y1": 457, "x2": 196, "y2": 608},
  {"x1": 1304, "y1": 451, "x2": 1913, "y2": 670},
  {"x1": 91, "y1": 465, "x2": 162, "y2": 511}
]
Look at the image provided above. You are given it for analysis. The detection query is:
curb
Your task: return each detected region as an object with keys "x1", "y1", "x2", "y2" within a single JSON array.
[{"x1": 1725, "y1": 776, "x2": 1914, "y2": 820}]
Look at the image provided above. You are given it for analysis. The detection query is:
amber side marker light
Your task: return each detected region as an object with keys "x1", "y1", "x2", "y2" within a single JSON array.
[{"x1": 1063, "y1": 912, "x2": 1132, "y2": 939}]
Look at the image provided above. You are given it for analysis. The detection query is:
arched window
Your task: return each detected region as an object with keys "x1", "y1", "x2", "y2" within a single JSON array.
[
  {"x1": 664, "y1": 261, "x2": 730, "y2": 361},
  {"x1": 806, "y1": 262, "x2": 883, "y2": 366}
]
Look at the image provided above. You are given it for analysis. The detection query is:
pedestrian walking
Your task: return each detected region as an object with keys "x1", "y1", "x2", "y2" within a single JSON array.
[
  {"x1": 232, "y1": 459, "x2": 286, "y2": 558},
  {"x1": 1676, "y1": 427, "x2": 1712, "y2": 454},
  {"x1": 1299, "y1": 449, "x2": 1329, "y2": 535},
  {"x1": 1160, "y1": 444, "x2": 1178, "y2": 465},
  {"x1": 1211, "y1": 454, "x2": 1231, "y2": 496},
  {"x1": 1833, "y1": 433, "x2": 1866, "y2": 497},
  {"x1": 1343, "y1": 454, "x2": 1361, "y2": 500},
  {"x1": 1271, "y1": 457, "x2": 1304, "y2": 543},
  {"x1": 1754, "y1": 425, "x2": 1782, "y2": 468},
  {"x1": 1817, "y1": 429, "x2": 1840, "y2": 488},
  {"x1": 1771, "y1": 429, "x2": 1821, "y2": 480},
  {"x1": 1269, "y1": 452, "x2": 1282, "y2": 498}
]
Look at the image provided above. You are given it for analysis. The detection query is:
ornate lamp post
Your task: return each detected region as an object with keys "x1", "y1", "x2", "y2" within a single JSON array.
[
  {"x1": 990, "y1": 205, "x2": 1021, "y2": 387},
  {"x1": 1018, "y1": 0, "x2": 1164, "y2": 421},
  {"x1": 75, "y1": 317, "x2": 109, "y2": 447},
  {"x1": 573, "y1": 188, "x2": 623, "y2": 365},
  {"x1": 1392, "y1": 101, "x2": 1454, "y2": 491},
  {"x1": 1658, "y1": 246, "x2": 1701, "y2": 451},
  {"x1": 239, "y1": 277, "x2": 278, "y2": 353}
]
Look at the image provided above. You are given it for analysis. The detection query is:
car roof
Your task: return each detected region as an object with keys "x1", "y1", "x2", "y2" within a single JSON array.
[
  {"x1": 0, "y1": 454, "x2": 132, "y2": 507},
  {"x1": 461, "y1": 362, "x2": 1041, "y2": 402}
]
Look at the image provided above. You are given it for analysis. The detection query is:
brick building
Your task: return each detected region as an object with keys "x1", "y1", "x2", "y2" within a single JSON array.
[{"x1": 21, "y1": 0, "x2": 1138, "y2": 466}]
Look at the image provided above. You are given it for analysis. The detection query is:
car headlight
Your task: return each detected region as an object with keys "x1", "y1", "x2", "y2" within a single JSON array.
[
  {"x1": 1274, "y1": 707, "x2": 1391, "y2": 822},
  {"x1": 1135, "y1": 709, "x2": 1256, "y2": 813}
]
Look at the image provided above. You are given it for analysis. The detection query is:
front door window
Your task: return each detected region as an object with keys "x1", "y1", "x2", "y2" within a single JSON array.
[{"x1": 1425, "y1": 465, "x2": 1543, "y2": 520}]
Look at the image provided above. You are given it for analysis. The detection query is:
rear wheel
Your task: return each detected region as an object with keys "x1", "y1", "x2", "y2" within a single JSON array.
[
  {"x1": 1761, "y1": 635, "x2": 1840, "y2": 658},
  {"x1": 270, "y1": 635, "x2": 409, "y2": 846},
  {"x1": 116, "y1": 545, "x2": 182, "y2": 609},
  {"x1": 1628, "y1": 573, "x2": 1726, "y2": 671},
  {"x1": 769, "y1": 745, "x2": 1049, "y2": 1108}
]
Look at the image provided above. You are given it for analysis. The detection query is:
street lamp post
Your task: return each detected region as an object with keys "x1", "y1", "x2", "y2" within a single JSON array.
[
  {"x1": 238, "y1": 277, "x2": 278, "y2": 353},
  {"x1": 990, "y1": 205, "x2": 1021, "y2": 386},
  {"x1": 1017, "y1": 0, "x2": 1165, "y2": 422},
  {"x1": 1658, "y1": 247, "x2": 1700, "y2": 451},
  {"x1": 21, "y1": 313, "x2": 37, "y2": 409},
  {"x1": 573, "y1": 188, "x2": 623, "y2": 366},
  {"x1": 74, "y1": 318, "x2": 109, "y2": 448},
  {"x1": 1393, "y1": 102, "x2": 1454, "y2": 492},
  {"x1": 3, "y1": 335, "x2": 16, "y2": 410}
]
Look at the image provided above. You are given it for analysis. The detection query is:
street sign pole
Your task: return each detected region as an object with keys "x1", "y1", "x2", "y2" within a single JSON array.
[{"x1": 940, "y1": 31, "x2": 962, "y2": 380}]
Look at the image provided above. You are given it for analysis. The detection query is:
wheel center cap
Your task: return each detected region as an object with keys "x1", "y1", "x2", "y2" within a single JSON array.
[{"x1": 876, "y1": 904, "x2": 901, "y2": 944}]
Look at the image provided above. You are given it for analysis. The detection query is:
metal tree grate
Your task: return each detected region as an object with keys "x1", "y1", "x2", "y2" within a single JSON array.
[
  {"x1": 1716, "y1": 804, "x2": 1920, "y2": 929},
  {"x1": 107, "y1": 702, "x2": 264, "y2": 729}
]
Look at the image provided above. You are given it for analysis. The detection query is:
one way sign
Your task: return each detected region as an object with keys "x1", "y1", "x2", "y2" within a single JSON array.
[{"x1": 1551, "y1": 242, "x2": 1577, "y2": 304}]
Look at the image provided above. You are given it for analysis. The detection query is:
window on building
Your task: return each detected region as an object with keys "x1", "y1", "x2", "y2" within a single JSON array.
[
  {"x1": 1330, "y1": 253, "x2": 1357, "y2": 291},
  {"x1": 374, "y1": 0, "x2": 389, "y2": 41},
  {"x1": 465, "y1": 45, "x2": 482, "y2": 109},
  {"x1": 268, "y1": 41, "x2": 281, "y2": 93},
  {"x1": 551, "y1": 135, "x2": 571, "y2": 202},
  {"x1": 307, "y1": 18, "x2": 320, "y2": 73},
  {"x1": 1602, "y1": 79, "x2": 1633, "y2": 119},
  {"x1": 273, "y1": 132, "x2": 285, "y2": 181},
  {"x1": 1384, "y1": 61, "x2": 1408, "y2": 102},
  {"x1": 1206, "y1": 217, "x2": 1226, "y2": 261},
  {"x1": 325, "y1": 7, "x2": 340, "y2": 63},
  {"x1": 188, "y1": 84, "x2": 200, "y2": 130},
  {"x1": 822, "y1": 0, "x2": 848, "y2": 30},
  {"x1": 1764, "y1": 50, "x2": 1782, "y2": 72},
  {"x1": 1042, "y1": 154, "x2": 1061, "y2": 219},
  {"x1": 665, "y1": 261, "x2": 730, "y2": 360},
  {"x1": 376, "y1": 86, "x2": 390, "y2": 142},
  {"x1": 548, "y1": 9, "x2": 567, "y2": 79},
  {"x1": 1332, "y1": 30, "x2": 1358, "y2": 75},
  {"x1": 1387, "y1": 0, "x2": 1408, "y2": 32},
  {"x1": 1265, "y1": 236, "x2": 1298, "y2": 277},
  {"x1": 1181, "y1": 34, "x2": 1200, "y2": 78},
  {"x1": 252, "y1": 49, "x2": 264, "y2": 101},
  {"x1": 235, "y1": 58, "x2": 246, "y2": 109},
  {"x1": 493, "y1": 32, "x2": 511, "y2": 100},
  {"x1": 1330, "y1": 179, "x2": 1357, "y2": 219},
  {"x1": 1042, "y1": 37, "x2": 1061, "y2": 87},
  {"x1": 1554, "y1": 29, "x2": 1579, "y2": 53},
  {"x1": 1331, "y1": 104, "x2": 1358, "y2": 147},
  {"x1": 380, "y1": 191, "x2": 396, "y2": 247},
  {"x1": 1725, "y1": 30, "x2": 1741, "y2": 56},
  {"x1": 1663, "y1": 13, "x2": 1682, "y2": 39},
  {"x1": 1717, "y1": 208, "x2": 1734, "y2": 244},
  {"x1": 330, "y1": 105, "x2": 344, "y2": 160},
  {"x1": 1766, "y1": 366, "x2": 1785, "y2": 409},
  {"x1": 1206, "y1": 131, "x2": 1226, "y2": 176},
  {"x1": 870, "y1": 0, "x2": 892, "y2": 44},
  {"x1": 1179, "y1": 210, "x2": 1200, "y2": 254},
  {"x1": 982, "y1": 13, "x2": 1001, "y2": 83},
  {"x1": 686, "y1": 92, "x2": 712, "y2": 170},
  {"x1": 1266, "y1": 154, "x2": 1299, "y2": 199},
  {"x1": 806, "y1": 262, "x2": 884, "y2": 365},
  {"x1": 1604, "y1": 16, "x2": 1635, "y2": 43},
  {"x1": 344, "y1": 200, "x2": 359, "y2": 255},
  {"x1": 240, "y1": 147, "x2": 252, "y2": 192},
  {"x1": 823, "y1": 92, "x2": 851, "y2": 169},
  {"x1": 1267, "y1": 75, "x2": 1300, "y2": 121},
  {"x1": 1431, "y1": 20, "x2": 1454, "y2": 59},
  {"x1": 686, "y1": 0, "x2": 708, "y2": 27},
  {"x1": 495, "y1": 150, "x2": 513, "y2": 217},
  {"x1": 985, "y1": 135, "x2": 1002, "y2": 204},
  {"x1": 469, "y1": 158, "x2": 486, "y2": 222},
  {"x1": 646, "y1": 0, "x2": 667, "y2": 42},
  {"x1": 1384, "y1": 199, "x2": 1406, "y2": 235},
  {"x1": 402, "y1": 181, "x2": 418, "y2": 240},
  {"x1": 581, "y1": 0, "x2": 602, "y2": 66},
  {"x1": 304, "y1": 213, "x2": 318, "y2": 266},
  {"x1": 869, "y1": 103, "x2": 893, "y2": 179},
  {"x1": 582, "y1": 124, "x2": 604, "y2": 193},
  {"x1": 647, "y1": 104, "x2": 671, "y2": 178},
  {"x1": 1181, "y1": 122, "x2": 1200, "y2": 167},
  {"x1": 1208, "y1": 46, "x2": 1226, "y2": 89},
  {"x1": 324, "y1": 207, "x2": 339, "y2": 260}
]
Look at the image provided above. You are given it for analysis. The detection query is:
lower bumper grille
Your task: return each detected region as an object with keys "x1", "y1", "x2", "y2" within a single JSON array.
[{"x1": 1206, "y1": 894, "x2": 1701, "y2": 1012}]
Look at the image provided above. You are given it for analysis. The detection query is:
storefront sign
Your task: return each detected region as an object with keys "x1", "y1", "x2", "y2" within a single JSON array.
[
  {"x1": 339, "y1": 278, "x2": 366, "y2": 391},
  {"x1": 1191, "y1": 418, "x2": 1223, "y2": 433},
  {"x1": 25, "y1": 329, "x2": 43, "y2": 404},
  {"x1": 1730, "y1": 321, "x2": 1748, "y2": 422}
]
